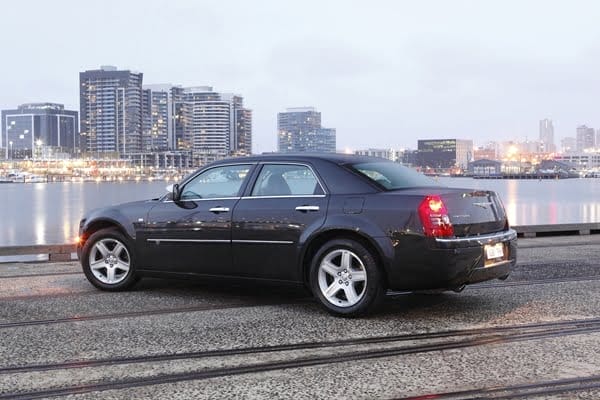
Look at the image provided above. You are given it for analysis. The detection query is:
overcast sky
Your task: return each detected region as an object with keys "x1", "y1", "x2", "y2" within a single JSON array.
[{"x1": 2, "y1": 0, "x2": 600, "y2": 153}]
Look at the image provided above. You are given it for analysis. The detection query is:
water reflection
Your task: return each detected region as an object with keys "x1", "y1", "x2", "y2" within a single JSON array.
[
  {"x1": 440, "y1": 177, "x2": 600, "y2": 226},
  {"x1": 0, "y1": 178, "x2": 599, "y2": 246}
]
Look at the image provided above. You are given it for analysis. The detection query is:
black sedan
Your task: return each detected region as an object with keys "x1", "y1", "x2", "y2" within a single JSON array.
[{"x1": 78, "y1": 153, "x2": 517, "y2": 316}]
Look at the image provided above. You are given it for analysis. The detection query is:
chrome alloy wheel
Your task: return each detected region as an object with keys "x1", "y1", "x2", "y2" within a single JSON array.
[
  {"x1": 317, "y1": 249, "x2": 367, "y2": 307},
  {"x1": 88, "y1": 238, "x2": 131, "y2": 285}
]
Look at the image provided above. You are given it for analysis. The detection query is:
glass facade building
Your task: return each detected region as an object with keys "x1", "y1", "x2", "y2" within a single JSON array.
[
  {"x1": 277, "y1": 107, "x2": 336, "y2": 153},
  {"x1": 79, "y1": 66, "x2": 143, "y2": 156},
  {"x1": 417, "y1": 139, "x2": 473, "y2": 170},
  {"x1": 2, "y1": 103, "x2": 79, "y2": 159}
]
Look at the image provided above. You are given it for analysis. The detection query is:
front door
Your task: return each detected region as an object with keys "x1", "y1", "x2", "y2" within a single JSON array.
[{"x1": 139, "y1": 164, "x2": 254, "y2": 276}]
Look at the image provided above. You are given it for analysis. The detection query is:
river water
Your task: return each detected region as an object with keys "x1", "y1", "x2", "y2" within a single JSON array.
[{"x1": 1, "y1": 178, "x2": 599, "y2": 246}]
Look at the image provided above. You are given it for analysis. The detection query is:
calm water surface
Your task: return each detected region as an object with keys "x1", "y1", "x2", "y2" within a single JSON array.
[{"x1": 1, "y1": 178, "x2": 599, "y2": 246}]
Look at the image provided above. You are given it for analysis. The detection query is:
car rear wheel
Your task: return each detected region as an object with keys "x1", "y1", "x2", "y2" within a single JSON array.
[
  {"x1": 310, "y1": 238, "x2": 385, "y2": 317},
  {"x1": 81, "y1": 228, "x2": 139, "y2": 291}
]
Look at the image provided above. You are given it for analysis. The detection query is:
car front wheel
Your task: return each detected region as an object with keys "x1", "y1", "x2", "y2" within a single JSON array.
[
  {"x1": 310, "y1": 238, "x2": 385, "y2": 317},
  {"x1": 81, "y1": 228, "x2": 139, "y2": 291}
]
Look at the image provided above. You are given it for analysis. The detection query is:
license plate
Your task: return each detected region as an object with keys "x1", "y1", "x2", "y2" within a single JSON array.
[{"x1": 485, "y1": 243, "x2": 504, "y2": 260}]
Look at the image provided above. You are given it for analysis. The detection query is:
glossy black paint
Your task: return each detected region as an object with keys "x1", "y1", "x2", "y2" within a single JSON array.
[{"x1": 78, "y1": 153, "x2": 517, "y2": 291}]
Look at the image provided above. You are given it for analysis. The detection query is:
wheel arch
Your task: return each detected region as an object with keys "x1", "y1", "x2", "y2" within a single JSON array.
[
  {"x1": 300, "y1": 229, "x2": 391, "y2": 290},
  {"x1": 81, "y1": 218, "x2": 131, "y2": 247}
]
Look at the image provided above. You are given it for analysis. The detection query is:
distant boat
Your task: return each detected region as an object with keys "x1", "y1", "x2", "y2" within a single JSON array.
[{"x1": 5, "y1": 172, "x2": 46, "y2": 183}]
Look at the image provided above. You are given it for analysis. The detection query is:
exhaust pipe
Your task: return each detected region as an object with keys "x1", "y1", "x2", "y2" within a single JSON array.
[{"x1": 452, "y1": 284, "x2": 466, "y2": 293}]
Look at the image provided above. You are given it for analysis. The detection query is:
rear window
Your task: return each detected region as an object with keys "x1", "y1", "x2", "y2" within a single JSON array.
[{"x1": 347, "y1": 162, "x2": 438, "y2": 190}]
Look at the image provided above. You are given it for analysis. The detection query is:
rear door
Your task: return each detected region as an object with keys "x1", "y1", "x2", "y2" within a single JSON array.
[{"x1": 231, "y1": 163, "x2": 328, "y2": 282}]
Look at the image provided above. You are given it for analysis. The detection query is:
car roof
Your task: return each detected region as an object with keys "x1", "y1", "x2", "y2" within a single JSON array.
[{"x1": 212, "y1": 152, "x2": 387, "y2": 165}]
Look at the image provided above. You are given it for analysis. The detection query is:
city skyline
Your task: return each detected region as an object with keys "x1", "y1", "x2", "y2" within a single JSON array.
[{"x1": 4, "y1": 1, "x2": 600, "y2": 153}]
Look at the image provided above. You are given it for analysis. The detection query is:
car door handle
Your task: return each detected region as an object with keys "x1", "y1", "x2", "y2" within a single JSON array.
[
  {"x1": 295, "y1": 205, "x2": 320, "y2": 212},
  {"x1": 209, "y1": 207, "x2": 230, "y2": 213}
]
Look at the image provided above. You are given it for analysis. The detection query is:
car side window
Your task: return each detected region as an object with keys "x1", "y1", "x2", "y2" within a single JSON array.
[
  {"x1": 180, "y1": 164, "x2": 251, "y2": 200},
  {"x1": 251, "y1": 164, "x2": 322, "y2": 196}
]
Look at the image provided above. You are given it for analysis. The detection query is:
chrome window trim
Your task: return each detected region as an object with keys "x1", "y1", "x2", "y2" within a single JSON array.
[
  {"x1": 248, "y1": 162, "x2": 328, "y2": 197},
  {"x1": 240, "y1": 195, "x2": 326, "y2": 200},
  {"x1": 163, "y1": 196, "x2": 241, "y2": 203}
]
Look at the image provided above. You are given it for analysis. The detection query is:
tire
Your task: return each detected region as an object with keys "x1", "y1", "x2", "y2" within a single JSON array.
[
  {"x1": 309, "y1": 238, "x2": 385, "y2": 317},
  {"x1": 81, "y1": 228, "x2": 140, "y2": 291}
]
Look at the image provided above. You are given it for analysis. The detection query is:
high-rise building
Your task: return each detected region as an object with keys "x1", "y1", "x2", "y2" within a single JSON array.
[
  {"x1": 417, "y1": 139, "x2": 473, "y2": 170},
  {"x1": 141, "y1": 84, "x2": 184, "y2": 152},
  {"x1": 576, "y1": 125, "x2": 595, "y2": 151},
  {"x1": 180, "y1": 86, "x2": 252, "y2": 164},
  {"x1": 539, "y1": 119, "x2": 555, "y2": 152},
  {"x1": 79, "y1": 66, "x2": 143, "y2": 155},
  {"x1": 277, "y1": 107, "x2": 336, "y2": 153},
  {"x1": 2, "y1": 103, "x2": 79, "y2": 159}
]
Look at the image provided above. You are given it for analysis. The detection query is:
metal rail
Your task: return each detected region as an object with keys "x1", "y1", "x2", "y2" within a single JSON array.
[
  {"x1": 399, "y1": 375, "x2": 600, "y2": 399},
  {"x1": 1, "y1": 318, "x2": 599, "y2": 399}
]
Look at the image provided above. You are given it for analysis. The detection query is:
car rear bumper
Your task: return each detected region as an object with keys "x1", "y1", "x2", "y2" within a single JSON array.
[{"x1": 386, "y1": 229, "x2": 517, "y2": 290}]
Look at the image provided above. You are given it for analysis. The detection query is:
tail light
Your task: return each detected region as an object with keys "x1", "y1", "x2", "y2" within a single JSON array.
[{"x1": 418, "y1": 195, "x2": 454, "y2": 238}]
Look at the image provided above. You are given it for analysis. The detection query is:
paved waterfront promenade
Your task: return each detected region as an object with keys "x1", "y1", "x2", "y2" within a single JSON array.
[{"x1": 0, "y1": 235, "x2": 599, "y2": 399}]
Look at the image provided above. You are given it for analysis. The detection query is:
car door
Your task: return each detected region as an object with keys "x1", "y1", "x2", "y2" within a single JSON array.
[
  {"x1": 231, "y1": 163, "x2": 328, "y2": 282},
  {"x1": 138, "y1": 163, "x2": 254, "y2": 275}
]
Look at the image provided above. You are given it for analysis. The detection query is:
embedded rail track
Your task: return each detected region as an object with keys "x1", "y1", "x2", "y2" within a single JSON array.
[
  {"x1": 1, "y1": 318, "x2": 600, "y2": 399},
  {"x1": 398, "y1": 375, "x2": 600, "y2": 399}
]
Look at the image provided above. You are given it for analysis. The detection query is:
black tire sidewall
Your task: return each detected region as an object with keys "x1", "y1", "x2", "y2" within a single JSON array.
[
  {"x1": 310, "y1": 238, "x2": 383, "y2": 317},
  {"x1": 81, "y1": 228, "x2": 138, "y2": 291}
]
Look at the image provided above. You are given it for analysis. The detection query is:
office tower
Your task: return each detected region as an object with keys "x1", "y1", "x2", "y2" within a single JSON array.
[
  {"x1": 79, "y1": 66, "x2": 143, "y2": 155},
  {"x1": 277, "y1": 107, "x2": 336, "y2": 153},
  {"x1": 142, "y1": 84, "x2": 184, "y2": 152},
  {"x1": 539, "y1": 119, "x2": 555, "y2": 152},
  {"x1": 2, "y1": 103, "x2": 79, "y2": 159},
  {"x1": 576, "y1": 125, "x2": 595, "y2": 151},
  {"x1": 180, "y1": 86, "x2": 252, "y2": 164},
  {"x1": 417, "y1": 139, "x2": 474, "y2": 170}
]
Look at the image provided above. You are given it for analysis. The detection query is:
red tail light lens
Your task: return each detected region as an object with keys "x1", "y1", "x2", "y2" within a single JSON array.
[{"x1": 418, "y1": 195, "x2": 454, "y2": 238}]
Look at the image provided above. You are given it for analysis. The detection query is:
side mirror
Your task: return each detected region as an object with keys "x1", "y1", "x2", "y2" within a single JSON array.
[{"x1": 172, "y1": 183, "x2": 181, "y2": 201}]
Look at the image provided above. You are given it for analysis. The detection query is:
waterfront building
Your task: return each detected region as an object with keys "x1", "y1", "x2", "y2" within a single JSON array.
[
  {"x1": 473, "y1": 145, "x2": 498, "y2": 161},
  {"x1": 2, "y1": 103, "x2": 79, "y2": 159},
  {"x1": 79, "y1": 66, "x2": 144, "y2": 156},
  {"x1": 141, "y1": 84, "x2": 185, "y2": 152},
  {"x1": 468, "y1": 159, "x2": 502, "y2": 176},
  {"x1": 180, "y1": 86, "x2": 252, "y2": 165},
  {"x1": 555, "y1": 152, "x2": 600, "y2": 170},
  {"x1": 576, "y1": 125, "x2": 595, "y2": 151},
  {"x1": 354, "y1": 148, "x2": 401, "y2": 162},
  {"x1": 417, "y1": 139, "x2": 473, "y2": 170},
  {"x1": 539, "y1": 119, "x2": 555, "y2": 152},
  {"x1": 277, "y1": 107, "x2": 336, "y2": 153}
]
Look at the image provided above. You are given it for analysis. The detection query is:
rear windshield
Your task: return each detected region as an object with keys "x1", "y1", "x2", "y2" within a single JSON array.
[{"x1": 346, "y1": 161, "x2": 439, "y2": 190}]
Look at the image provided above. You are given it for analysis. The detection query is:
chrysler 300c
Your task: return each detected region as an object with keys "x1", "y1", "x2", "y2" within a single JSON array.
[{"x1": 78, "y1": 154, "x2": 517, "y2": 316}]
